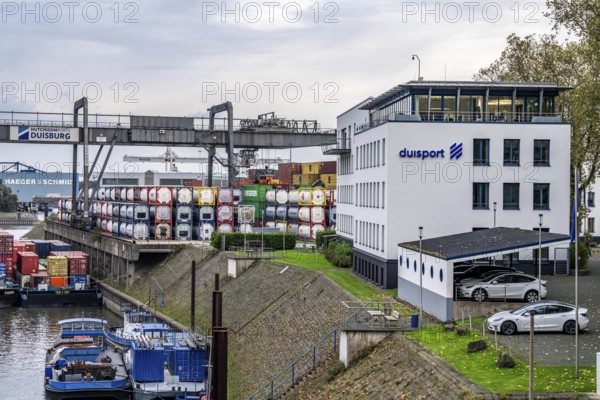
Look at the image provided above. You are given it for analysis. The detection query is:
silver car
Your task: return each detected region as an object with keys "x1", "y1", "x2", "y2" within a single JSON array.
[
  {"x1": 457, "y1": 272, "x2": 547, "y2": 302},
  {"x1": 488, "y1": 301, "x2": 589, "y2": 335}
]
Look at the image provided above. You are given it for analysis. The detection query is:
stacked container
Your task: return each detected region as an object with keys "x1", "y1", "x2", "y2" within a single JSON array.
[
  {"x1": 216, "y1": 187, "x2": 235, "y2": 233},
  {"x1": 0, "y1": 230, "x2": 14, "y2": 280},
  {"x1": 47, "y1": 256, "x2": 69, "y2": 288},
  {"x1": 194, "y1": 187, "x2": 216, "y2": 240},
  {"x1": 16, "y1": 251, "x2": 39, "y2": 287},
  {"x1": 174, "y1": 187, "x2": 193, "y2": 241},
  {"x1": 242, "y1": 184, "x2": 272, "y2": 222}
]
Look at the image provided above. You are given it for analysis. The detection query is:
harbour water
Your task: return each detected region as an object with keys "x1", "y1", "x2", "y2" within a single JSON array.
[{"x1": 0, "y1": 221, "x2": 125, "y2": 400}]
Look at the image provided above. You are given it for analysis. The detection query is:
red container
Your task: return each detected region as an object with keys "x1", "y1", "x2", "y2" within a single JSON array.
[
  {"x1": 50, "y1": 251, "x2": 90, "y2": 265},
  {"x1": 0, "y1": 231, "x2": 13, "y2": 255},
  {"x1": 50, "y1": 276, "x2": 68, "y2": 288},
  {"x1": 183, "y1": 179, "x2": 203, "y2": 187},
  {"x1": 21, "y1": 241, "x2": 36, "y2": 252},
  {"x1": 16, "y1": 252, "x2": 39, "y2": 275},
  {"x1": 319, "y1": 161, "x2": 337, "y2": 174},
  {"x1": 68, "y1": 256, "x2": 88, "y2": 276},
  {"x1": 13, "y1": 241, "x2": 26, "y2": 262}
]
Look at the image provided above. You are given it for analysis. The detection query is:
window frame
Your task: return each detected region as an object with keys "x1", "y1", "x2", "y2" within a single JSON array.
[
  {"x1": 473, "y1": 138, "x2": 490, "y2": 166},
  {"x1": 473, "y1": 182, "x2": 490, "y2": 210},
  {"x1": 533, "y1": 139, "x2": 550, "y2": 166},
  {"x1": 533, "y1": 183, "x2": 550, "y2": 210},
  {"x1": 503, "y1": 183, "x2": 520, "y2": 210},
  {"x1": 503, "y1": 139, "x2": 520, "y2": 166}
]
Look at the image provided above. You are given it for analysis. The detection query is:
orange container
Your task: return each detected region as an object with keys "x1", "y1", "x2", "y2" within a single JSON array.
[{"x1": 50, "y1": 276, "x2": 68, "y2": 288}]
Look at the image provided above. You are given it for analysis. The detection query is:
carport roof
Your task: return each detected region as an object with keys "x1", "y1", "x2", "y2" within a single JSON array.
[{"x1": 398, "y1": 227, "x2": 570, "y2": 261}]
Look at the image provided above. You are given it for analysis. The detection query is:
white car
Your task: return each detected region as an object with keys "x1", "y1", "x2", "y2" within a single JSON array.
[
  {"x1": 457, "y1": 272, "x2": 547, "y2": 302},
  {"x1": 488, "y1": 301, "x2": 589, "y2": 335}
]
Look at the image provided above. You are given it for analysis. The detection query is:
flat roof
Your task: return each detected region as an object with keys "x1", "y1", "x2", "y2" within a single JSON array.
[
  {"x1": 360, "y1": 80, "x2": 572, "y2": 111},
  {"x1": 337, "y1": 97, "x2": 373, "y2": 119},
  {"x1": 398, "y1": 227, "x2": 570, "y2": 261}
]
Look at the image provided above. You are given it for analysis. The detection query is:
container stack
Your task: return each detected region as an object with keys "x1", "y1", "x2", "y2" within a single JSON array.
[
  {"x1": 16, "y1": 251, "x2": 39, "y2": 287},
  {"x1": 319, "y1": 161, "x2": 337, "y2": 189},
  {"x1": 216, "y1": 187, "x2": 235, "y2": 233},
  {"x1": 194, "y1": 187, "x2": 216, "y2": 240},
  {"x1": 0, "y1": 230, "x2": 14, "y2": 280},
  {"x1": 149, "y1": 187, "x2": 173, "y2": 240},
  {"x1": 242, "y1": 184, "x2": 272, "y2": 222},
  {"x1": 47, "y1": 256, "x2": 69, "y2": 288},
  {"x1": 174, "y1": 187, "x2": 193, "y2": 241}
]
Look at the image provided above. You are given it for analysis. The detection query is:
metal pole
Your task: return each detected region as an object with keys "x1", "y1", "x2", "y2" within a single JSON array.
[
  {"x1": 538, "y1": 214, "x2": 543, "y2": 299},
  {"x1": 419, "y1": 226, "x2": 423, "y2": 329},
  {"x1": 191, "y1": 260, "x2": 196, "y2": 331},
  {"x1": 493, "y1": 202, "x2": 497, "y2": 228},
  {"x1": 575, "y1": 168, "x2": 579, "y2": 378},
  {"x1": 529, "y1": 310, "x2": 535, "y2": 399}
]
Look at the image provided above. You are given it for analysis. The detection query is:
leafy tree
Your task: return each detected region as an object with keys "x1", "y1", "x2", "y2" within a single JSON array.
[{"x1": 0, "y1": 184, "x2": 18, "y2": 212}]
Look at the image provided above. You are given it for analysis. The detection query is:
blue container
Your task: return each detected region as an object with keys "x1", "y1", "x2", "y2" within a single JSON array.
[
  {"x1": 68, "y1": 275, "x2": 88, "y2": 286},
  {"x1": 411, "y1": 314, "x2": 419, "y2": 328},
  {"x1": 0, "y1": 263, "x2": 6, "y2": 276},
  {"x1": 168, "y1": 345, "x2": 207, "y2": 382},
  {"x1": 31, "y1": 240, "x2": 51, "y2": 259},
  {"x1": 131, "y1": 344, "x2": 165, "y2": 382},
  {"x1": 50, "y1": 241, "x2": 71, "y2": 252}
]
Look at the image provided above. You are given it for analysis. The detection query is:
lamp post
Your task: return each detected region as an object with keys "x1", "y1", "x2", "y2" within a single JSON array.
[
  {"x1": 493, "y1": 202, "x2": 497, "y2": 228},
  {"x1": 419, "y1": 226, "x2": 423, "y2": 328},
  {"x1": 412, "y1": 54, "x2": 422, "y2": 81},
  {"x1": 538, "y1": 214, "x2": 543, "y2": 300},
  {"x1": 528, "y1": 309, "x2": 536, "y2": 400}
]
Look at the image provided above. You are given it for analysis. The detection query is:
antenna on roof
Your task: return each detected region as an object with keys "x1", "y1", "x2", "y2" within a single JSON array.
[{"x1": 412, "y1": 54, "x2": 423, "y2": 81}]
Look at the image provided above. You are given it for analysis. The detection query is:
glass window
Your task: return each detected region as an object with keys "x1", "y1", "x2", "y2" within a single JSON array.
[
  {"x1": 534, "y1": 140, "x2": 550, "y2": 166},
  {"x1": 504, "y1": 139, "x2": 520, "y2": 165},
  {"x1": 473, "y1": 183, "x2": 489, "y2": 209},
  {"x1": 503, "y1": 183, "x2": 520, "y2": 210},
  {"x1": 502, "y1": 252, "x2": 519, "y2": 264},
  {"x1": 526, "y1": 97, "x2": 539, "y2": 120},
  {"x1": 458, "y1": 95, "x2": 483, "y2": 121},
  {"x1": 473, "y1": 139, "x2": 490, "y2": 165},
  {"x1": 588, "y1": 217, "x2": 595, "y2": 233},
  {"x1": 443, "y1": 96, "x2": 456, "y2": 121},
  {"x1": 542, "y1": 96, "x2": 553, "y2": 115},
  {"x1": 588, "y1": 192, "x2": 595, "y2": 208},
  {"x1": 414, "y1": 95, "x2": 428, "y2": 119},
  {"x1": 514, "y1": 97, "x2": 525, "y2": 122},
  {"x1": 430, "y1": 96, "x2": 443, "y2": 121},
  {"x1": 533, "y1": 247, "x2": 550, "y2": 262},
  {"x1": 533, "y1": 183, "x2": 550, "y2": 210}
]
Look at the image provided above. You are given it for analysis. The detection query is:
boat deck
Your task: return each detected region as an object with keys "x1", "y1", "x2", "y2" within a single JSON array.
[{"x1": 133, "y1": 368, "x2": 205, "y2": 400}]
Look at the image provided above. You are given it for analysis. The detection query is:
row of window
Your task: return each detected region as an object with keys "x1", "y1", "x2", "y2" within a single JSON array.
[
  {"x1": 355, "y1": 181, "x2": 385, "y2": 208},
  {"x1": 399, "y1": 255, "x2": 445, "y2": 283},
  {"x1": 355, "y1": 220, "x2": 385, "y2": 252},
  {"x1": 337, "y1": 213, "x2": 354, "y2": 235},
  {"x1": 356, "y1": 139, "x2": 386, "y2": 170},
  {"x1": 473, "y1": 182, "x2": 550, "y2": 210},
  {"x1": 337, "y1": 185, "x2": 354, "y2": 205},
  {"x1": 354, "y1": 257, "x2": 386, "y2": 288},
  {"x1": 339, "y1": 154, "x2": 353, "y2": 176},
  {"x1": 474, "y1": 139, "x2": 550, "y2": 166}
]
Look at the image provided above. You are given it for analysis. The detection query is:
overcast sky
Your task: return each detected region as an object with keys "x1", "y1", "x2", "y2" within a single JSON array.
[{"x1": 0, "y1": 0, "x2": 556, "y2": 174}]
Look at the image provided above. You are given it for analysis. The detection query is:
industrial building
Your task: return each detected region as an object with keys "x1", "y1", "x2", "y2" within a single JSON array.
[
  {"x1": 0, "y1": 162, "x2": 77, "y2": 202},
  {"x1": 327, "y1": 81, "x2": 572, "y2": 292}
]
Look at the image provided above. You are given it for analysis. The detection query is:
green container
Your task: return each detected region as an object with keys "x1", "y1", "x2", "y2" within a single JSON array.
[
  {"x1": 242, "y1": 200, "x2": 267, "y2": 219},
  {"x1": 242, "y1": 185, "x2": 272, "y2": 203}
]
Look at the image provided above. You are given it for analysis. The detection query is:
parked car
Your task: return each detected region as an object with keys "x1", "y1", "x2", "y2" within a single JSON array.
[
  {"x1": 453, "y1": 264, "x2": 516, "y2": 283},
  {"x1": 488, "y1": 301, "x2": 589, "y2": 335},
  {"x1": 457, "y1": 272, "x2": 547, "y2": 302},
  {"x1": 458, "y1": 270, "x2": 523, "y2": 286}
]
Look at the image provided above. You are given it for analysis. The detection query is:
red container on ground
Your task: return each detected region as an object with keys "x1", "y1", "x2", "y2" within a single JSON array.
[
  {"x1": 68, "y1": 256, "x2": 88, "y2": 276},
  {"x1": 17, "y1": 252, "x2": 39, "y2": 275}
]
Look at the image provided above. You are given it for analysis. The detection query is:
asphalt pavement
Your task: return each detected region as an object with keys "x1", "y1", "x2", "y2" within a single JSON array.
[{"x1": 494, "y1": 254, "x2": 600, "y2": 367}]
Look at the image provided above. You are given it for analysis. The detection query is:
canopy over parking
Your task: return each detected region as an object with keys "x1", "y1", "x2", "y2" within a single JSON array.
[{"x1": 397, "y1": 227, "x2": 570, "y2": 321}]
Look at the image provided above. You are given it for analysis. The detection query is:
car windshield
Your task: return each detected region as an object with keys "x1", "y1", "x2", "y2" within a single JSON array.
[{"x1": 480, "y1": 273, "x2": 506, "y2": 282}]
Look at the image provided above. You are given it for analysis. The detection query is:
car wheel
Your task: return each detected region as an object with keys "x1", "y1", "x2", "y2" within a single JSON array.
[
  {"x1": 472, "y1": 289, "x2": 486, "y2": 302},
  {"x1": 524, "y1": 290, "x2": 538, "y2": 303},
  {"x1": 500, "y1": 321, "x2": 517, "y2": 335},
  {"x1": 563, "y1": 320, "x2": 577, "y2": 335}
]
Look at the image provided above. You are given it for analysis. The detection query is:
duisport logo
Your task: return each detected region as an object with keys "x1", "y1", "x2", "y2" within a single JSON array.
[
  {"x1": 449, "y1": 142, "x2": 463, "y2": 160},
  {"x1": 18, "y1": 125, "x2": 29, "y2": 140},
  {"x1": 398, "y1": 142, "x2": 463, "y2": 160}
]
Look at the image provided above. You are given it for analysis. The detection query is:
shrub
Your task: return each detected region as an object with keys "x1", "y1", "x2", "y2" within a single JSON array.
[
  {"x1": 569, "y1": 241, "x2": 590, "y2": 270},
  {"x1": 323, "y1": 240, "x2": 352, "y2": 268},
  {"x1": 321, "y1": 361, "x2": 346, "y2": 383},
  {"x1": 316, "y1": 228, "x2": 336, "y2": 247},
  {"x1": 210, "y1": 232, "x2": 296, "y2": 250}
]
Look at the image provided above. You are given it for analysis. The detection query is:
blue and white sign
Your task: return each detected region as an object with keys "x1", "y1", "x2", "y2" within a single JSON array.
[
  {"x1": 10, "y1": 126, "x2": 79, "y2": 143},
  {"x1": 399, "y1": 142, "x2": 463, "y2": 160}
]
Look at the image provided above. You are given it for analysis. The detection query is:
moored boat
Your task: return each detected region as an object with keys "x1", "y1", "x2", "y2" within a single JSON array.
[{"x1": 44, "y1": 318, "x2": 131, "y2": 400}]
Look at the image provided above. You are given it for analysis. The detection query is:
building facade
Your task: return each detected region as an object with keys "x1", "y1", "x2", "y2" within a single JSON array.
[{"x1": 328, "y1": 81, "x2": 572, "y2": 289}]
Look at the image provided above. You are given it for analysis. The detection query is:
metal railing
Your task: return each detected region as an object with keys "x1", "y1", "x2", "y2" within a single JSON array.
[{"x1": 321, "y1": 138, "x2": 351, "y2": 154}]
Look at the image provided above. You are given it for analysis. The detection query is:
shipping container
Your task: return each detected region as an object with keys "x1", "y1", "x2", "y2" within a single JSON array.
[
  {"x1": 49, "y1": 251, "x2": 90, "y2": 265},
  {"x1": 50, "y1": 241, "x2": 72, "y2": 252},
  {"x1": 0, "y1": 231, "x2": 14, "y2": 255},
  {"x1": 47, "y1": 256, "x2": 69, "y2": 276},
  {"x1": 132, "y1": 344, "x2": 165, "y2": 382},
  {"x1": 17, "y1": 252, "x2": 39, "y2": 275},
  {"x1": 21, "y1": 241, "x2": 36, "y2": 252},
  {"x1": 167, "y1": 346, "x2": 206, "y2": 382},
  {"x1": 195, "y1": 187, "x2": 215, "y2": 206},
  {"x1": 175, "y1": 223, "x2": 193, "y2": 240},
  {"x1": 319, "y1": 161, "x2": 337, "y2": 174},
  {"x1": 68, "y1": 256, "x2": 88, "y2": 276},
  {"x1": 217, "y1": 187, "x2": 234, "y2": 205},
  {"x1": 319, "y1": 174, "x2": 337, "y2": 188},
  {"x1": 68, "y1": 275, "x2": 89, "y2": 287},
  {"x1": 301, "y1": 162, "x2": 320, "y2": 175},
  {"x1": 50, "y1": 276, "x2": 68, "y2": 288},
  {"x1": 242, "y1": 185, "x2": 272, "y2": 203}
]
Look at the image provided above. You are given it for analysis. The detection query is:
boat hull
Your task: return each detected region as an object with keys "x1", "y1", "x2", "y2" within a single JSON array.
[
  {"x1": 21, "y1": 289, "x2": 102, "y2": 307},
  {"x1": 132, "y1": 387, "x2": 205, "y2": 400},
  {"x1": 45, "y1": 380, "x2": 131, "y2": 400},
  {"x1": 0, "y1": 288, "x2": 20, "y2": 308}
]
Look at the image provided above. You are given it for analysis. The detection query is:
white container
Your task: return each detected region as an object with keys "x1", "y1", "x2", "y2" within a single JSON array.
[
  {"x1": 151, "y1": 205, "x2": 171, "y2": 221},
  {"x1": 110, "y1": 188, "x2": 117, "y2": 201},
  {"x1": 176, "y1": 205, "x2": 193, "y2": 222},
  {"x1": 126, "y1": 188, "x2": 135, "y2": 202},
  {"x1": 298, "y1": 207, "x2": 311, "y2": 223},
  {"x1": 148, "y1": 187, "x2": 157, "y2": 203},
  {"x1": 265, "y1": 189, "x2": 277, "y2": 204},
  {"x1": 239, "y1": 223, "x2": 253, "y2": 233},
  {"x1": 198, "y1": 206, "x2": 214, "y2": 221},
  {"x1": 265, "y1": 206, "x2": 276, "y2": 219},
  {"x1": 140, "y1": 187, "x2": 149, "y2": 203},
  {"x1": 120, "y1": 204, "x2": 127, "y2": 219},
  {"x1": 199, "y1": 223, "x2": 214, "y2": 240},
  {"x1": 311, "y1": 224, "x2": 325, "y2": 239},
  {"x1": 217, "y1": 223, "x2": 233, "y2": 233},
  {"x1": 112, "y1": 204, "x2": 120, "y2": 218},
  {"x1": 65, "y1": 199, "x2": 72, "y2": 212},
  {"x1": 217, "y1": 205, "x2": 233, "y2": 222},
  {"x1": 112, "y1": 220, "x2": 119, "y2": 234},
  {"x1": 177, "y1": 187, "x2": 194, "y2": 204},
  {"x1": 310, "y1": 207, "x2": 325, "y2": 224},
  {"x1": 238, "y1": 205, "x2": 255, "y2": 223},
  {"x1": 198, "y1": 187, "x2": 215, "y2": 205},
  {"x1": 265, "y1": 221, "x2": 276, "y2": 228},
  {"x1": 287, "y1": 223, "x2": 299, "y2": 235},
  {"x1": 288, "y1": 190, "x2": 299, "y2": 204},
  {"x1": 275, "y1": 189, "x2": 288, "y2": 204},
  {"x1": 101, "y1": 219, "x2": 108, "y2": 232},
  {"x1": 107, "y1": 203, "x2": 114, "y2": 218},
  {"x1": 156, "y1": 187, "x2": 172, "y2": 204},
  {"x1": 134, "y1": 205, "x2": 149, "y2": 220},
  {"x1": 97, "y1": 187, "x2": 106, "y2": 201},
  {"x1": 119, "y1": 222, "x2": 128, "y2": 236},
  {"x1": 276, "y1": 222, "x2": 287, "y2": 232},
  {"x1": 106, "y1": 220, "x2": 113, "y2": 233},
  {"x1": 287, "y1": 207, "x2": 298, "y2": 220},
  {"x1": 217, "y1": 187, "x2": 234, "y2": 204},
  {"x1": 312, "y1": 189, "x2": 326, "y2": 206},
  {"x1": 154, "y1": 223, "x2": 172, "y2": 240},
  {"x1": 126, "y1": 205, "x2": 134, "y2": 220},
  {"x1": 233, "y1": 189, "x2": 242, "y2": 205},
  {"x1": 120, "y1": 188, "x2": 127, "y2": 202},
  {"x1": 276, "y1": 206, "x2": 287, "y2": 219},
  {"x1": 298, "y1": 190, "x2": 311, "y2": 205},
  {"x1": 298, "y1": 224, "x2": 311, "y2": 238},
  {"x1": 175, "y1": 223, "x2": 192, "y2": 240},
  {"x1": 133, "y1": 223, "x2": 149, "y2": 240},
  {"x1": 126, "y1": 223, "x2": 134, "y2": 238}
]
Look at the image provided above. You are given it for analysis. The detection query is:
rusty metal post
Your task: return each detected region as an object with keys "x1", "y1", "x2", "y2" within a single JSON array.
[{"x1": 213, "y1": 327, "x2": 228, "y2": 400}]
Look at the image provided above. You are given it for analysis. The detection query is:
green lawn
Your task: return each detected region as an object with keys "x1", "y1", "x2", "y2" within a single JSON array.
[{"x1": 407, "y1": 324, "x2": 595, "y2": 393}]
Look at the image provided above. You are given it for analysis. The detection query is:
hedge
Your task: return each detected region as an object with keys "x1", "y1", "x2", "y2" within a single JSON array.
[
  {"x1": 315, "y1": 228, "x2": 336, "y2": 247},
  {"x1": 211, "y1": 232, "x2": 296, "y2": 250},
  {"x1": 323, "y1": 240, "x2": 352, "y2": 268}
]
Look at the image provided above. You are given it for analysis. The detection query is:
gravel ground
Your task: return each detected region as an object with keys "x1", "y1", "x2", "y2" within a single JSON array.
[{"x1": 494, "y1": 254, "x2": 600, "y2": 367}]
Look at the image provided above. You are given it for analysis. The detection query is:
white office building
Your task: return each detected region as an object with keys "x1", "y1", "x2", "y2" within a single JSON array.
[{"x1": 326, "y1": 81, "x2": 572, "y2": 291}]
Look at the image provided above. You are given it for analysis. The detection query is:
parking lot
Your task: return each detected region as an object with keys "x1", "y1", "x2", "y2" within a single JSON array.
[{"x1": 494, "y1": 254, "x2": 600, "y2": 367}]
